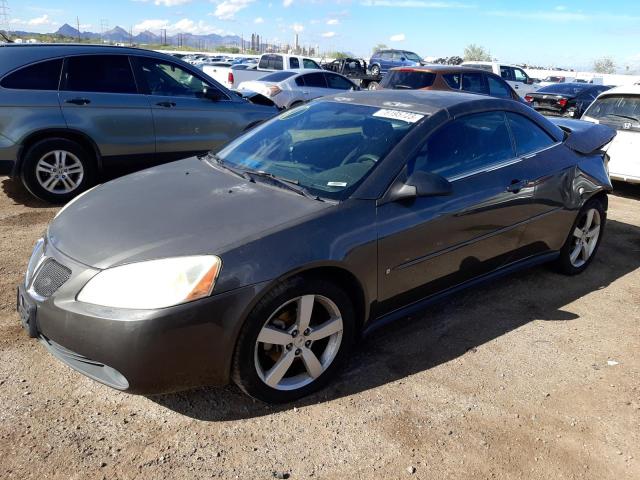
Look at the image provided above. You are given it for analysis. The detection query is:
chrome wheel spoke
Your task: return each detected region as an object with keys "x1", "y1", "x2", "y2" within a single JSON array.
[
  {"x1": 60, "y1": 176, "x2": 74, "y2": 191},
  {"x1": 65, "y1": 165, "x2": 83, "y2": 174},
  {"x1": 301, "y1": 349, "x2": 323, "y2": 379},
  {"x1": 570, "y1": 243, "x2": 582, "y2": 264},
  {"x1": 257, "y1": 326, "x2": 292, "y2": 346},
  {"x1": 584, "y1": 209, "x2": 595, "y2": 230},
  {"x1": 42, "y1": 175, "x2": 59, "y2": 190},
  {"x1": 573, "y1": 227, "x2": 583, "y2": 239},
  {"x1": 586, "y1": 225, "x2": 600, "y2": 239},
  {"x1": 36, "y1": 165, "x2": 54, "y2": 174},
  {"x1": 296, "y1": 294, "x2": 315, "y2": 332},
  {"x1": 264, "y1": 350, "x2": 296, "y2": 388},
  {"x1": 581, "y1": 241, "x2": 589, "y2": 261},
  {"x1": 307, "y1": 317, "x2": 343, "y2": 341}
]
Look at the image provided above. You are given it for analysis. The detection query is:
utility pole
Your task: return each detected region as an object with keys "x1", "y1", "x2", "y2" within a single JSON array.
[
  {"x1": 76, "y1": 16, "x2": 81, "y2": 42},
  {"x1": 0, "y1": 0, "x2": 10, "y2": 35},
  {"x1": 100, "y1": 19, "x2": 109, "y2": 44}
]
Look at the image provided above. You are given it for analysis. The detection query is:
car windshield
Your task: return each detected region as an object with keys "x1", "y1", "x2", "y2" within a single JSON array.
[
  {"x1": 584, "y1": 95, "x2": 640, "y2": 124},
  {"x1": 538, "y1": 84, "x2": 588, "y2": 95},
  {"x1": 214, "y1": 101, "x2": 422, "y2": 200},
  {"x1": 259, "y1": 71, "x2": 297, "y2": 82},
  {"x1": 403, "y1": 52, "x2": 422, "y2": 62}
]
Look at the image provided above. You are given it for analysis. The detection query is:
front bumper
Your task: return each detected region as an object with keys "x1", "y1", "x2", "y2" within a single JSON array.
[{"x1": 18, "y1": 240, "x2": 269, "y2": 394}]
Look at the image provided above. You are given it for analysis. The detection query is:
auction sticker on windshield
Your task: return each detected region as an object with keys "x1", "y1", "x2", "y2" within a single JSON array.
[{"x1": 373, "y1": 109, "x2": 424, "y2": 124}]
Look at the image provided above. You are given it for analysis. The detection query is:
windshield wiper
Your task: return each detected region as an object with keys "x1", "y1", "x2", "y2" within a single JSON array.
[
  {"x1": 244, "y1": 170, "x2": 324, "y2": 202},
  {"x1": 604, "y1": 113, "x2": 640, "y2": 123},
  {"x1": 205, "y1": 154, "x2": 250, "y2": 180}
]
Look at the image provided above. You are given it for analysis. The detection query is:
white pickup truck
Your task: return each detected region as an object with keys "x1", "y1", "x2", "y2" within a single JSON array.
[{"x1": 204, "y1": 53, "x2": 322, "y2": 90}]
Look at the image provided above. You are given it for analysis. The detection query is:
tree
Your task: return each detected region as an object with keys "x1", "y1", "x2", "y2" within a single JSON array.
[
  {"x1": 593, "y1": 57, "x2": 615, "y2": 74},
  {"x1": 463, "y1": 44, "x2": 492, "y2": 62},
  {"x1": 372, "y1": 43, "x2": 388, "y2": 53},
  {"x1": 328, "y1": 51, "x2": 350, "y2": 59}
]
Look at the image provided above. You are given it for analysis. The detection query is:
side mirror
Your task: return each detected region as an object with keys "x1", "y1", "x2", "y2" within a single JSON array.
[
  {"x1": 204, "y1": 88, "x2": 223, "y2": 101},
  {"x1": 387, "y1": 171, "x2": 452, "y2": 202},
  {"x1": 400, "y1": 57, "x2": 406, "y2": 62},
  {"x1": 526, "y1": 78, "x2": 533, "y2": 85}
]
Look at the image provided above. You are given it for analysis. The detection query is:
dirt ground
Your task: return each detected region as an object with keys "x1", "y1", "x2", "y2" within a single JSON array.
[{"x1": 0, "y1": 176, "x2": 638, "y2": 480}]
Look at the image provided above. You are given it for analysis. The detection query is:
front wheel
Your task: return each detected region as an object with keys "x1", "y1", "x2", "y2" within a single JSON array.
[
  {"x1": 370, "y1": 65, "x2": 380, "y2": 76},
  {"x1": 232, "y1": 277, "x2": 355, "y2": 403},
  {"x1": 555, "y1": 197, "x2": 606, "y2": 275}
]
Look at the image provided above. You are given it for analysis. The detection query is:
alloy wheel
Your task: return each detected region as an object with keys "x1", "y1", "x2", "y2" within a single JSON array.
[
  {"x1": 35, "y1": 150, "x2": 84, "y2": 194},
  {"x1": 569, "y1": 208, "x2": 601, "y2": 268},
  {"x1": 254, "y1": 294, "x2": 343, "y2": 391}
]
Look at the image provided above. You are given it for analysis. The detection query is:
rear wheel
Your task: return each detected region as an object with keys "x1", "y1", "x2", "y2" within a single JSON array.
[
  {"x1": 367, "y1": 81, "x2": 380, "y2": 90},
  {"x1": 21, "y1": 138, "x2": 96, "y2": 204},
  {"x1": 232, "y1": 277, "x2": 355, "y2": 403},
  {"x1": 370, "y1": 64, "x2": 380, "y2": 76},
  {"x1": 555, "y1": 197, "x2": 606, "y2": 275}
]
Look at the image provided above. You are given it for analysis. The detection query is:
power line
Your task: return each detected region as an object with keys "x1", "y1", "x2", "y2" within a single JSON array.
[{"x1": 0, "y1": 0, "x2": 10, "y2": 33}]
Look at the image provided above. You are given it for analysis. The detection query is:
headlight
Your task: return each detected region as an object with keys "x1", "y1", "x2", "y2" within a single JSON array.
[{"x1": 77, "y1": 256, "x2": 222, "y2": 309}]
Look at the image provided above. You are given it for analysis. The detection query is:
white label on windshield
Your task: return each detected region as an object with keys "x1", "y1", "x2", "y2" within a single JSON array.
[
  {"x1": 373, "y1": 109, "x2": 424, "y2": 124},
  {"x1": 327, "y1": 181, "x2": 348, "y2": 187}
]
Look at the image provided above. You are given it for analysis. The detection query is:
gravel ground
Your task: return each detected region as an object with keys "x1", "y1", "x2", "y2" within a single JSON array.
[{"x1": 0, "y1": 177, "x2": 638, "y2": 480}]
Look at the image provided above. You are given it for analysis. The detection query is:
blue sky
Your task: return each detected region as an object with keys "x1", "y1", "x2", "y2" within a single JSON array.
[{"x1": 6, "y1": 1, "x2": 640, "y2": 70}]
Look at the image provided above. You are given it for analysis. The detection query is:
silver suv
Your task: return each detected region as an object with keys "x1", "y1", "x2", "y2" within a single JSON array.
[{"x1": 0, "y1": 44, "x2": 278, "y2": 203}]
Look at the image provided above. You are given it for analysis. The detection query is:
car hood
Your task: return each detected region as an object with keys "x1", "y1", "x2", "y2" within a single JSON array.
[{"x1": 48, "y1": 157, "x2": 330, "y2": 269}]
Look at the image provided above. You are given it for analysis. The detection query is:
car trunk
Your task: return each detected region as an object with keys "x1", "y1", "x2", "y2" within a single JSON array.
[{"x1": 527, "y1": 92, "x2": 573, "y2": 116}]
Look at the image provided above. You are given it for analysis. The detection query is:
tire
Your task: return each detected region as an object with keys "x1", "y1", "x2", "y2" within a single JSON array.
[
  {"x1": 370, "y1": 64, "x2": 380, "y2": 76},
  {"x1": 21, "y1": 138, "x2": 97, "y2": 204},
  {"x1": 232, "y1": 277, "x2": 355, "y2": 403},
  {"x1": 367, "y1": 81, "x2": 380, "y2": 91},
  {"x1": 555, "y1": 197, "x2": 606, "y2": 275}
]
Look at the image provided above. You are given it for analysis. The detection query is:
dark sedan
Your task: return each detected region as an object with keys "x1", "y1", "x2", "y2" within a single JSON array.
[
  {"x1": 17, "y1": 91, "x2": 615, "y2": 403},
  {"x1": 525, "y1": 83, "x2": 611, "y2": 118}
]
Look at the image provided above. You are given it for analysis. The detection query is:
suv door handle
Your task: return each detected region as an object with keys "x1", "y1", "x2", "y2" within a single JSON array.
[
  {"x1": 156, "y1": 101, "x2": 176, "y2": 108},
  {"x1": 507, "y1": 179, "x2": 529, "y2": 193},
  {"x1": 65, "y1": 98, "x2": 91, "y2": 105}
]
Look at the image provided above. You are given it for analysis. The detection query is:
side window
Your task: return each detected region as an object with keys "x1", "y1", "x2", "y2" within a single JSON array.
[
  {"x1": 380, "y1": 52, "x2": 391, "y2": 60},
  {"x1": 325, "y1": 73, "x2": 354, "y2": 90},
  {"x1": 461, "y1": 72, "x2": 488, "y2": 95},
  {"x1": 513, "y1": 68, "x2": 528, "y2": 83},
  {"x1": 1, "y1": 59, "x2": 63, "y2": 91},
  {"x1": 442, "y1": 73, "x2": 461, "y2": 90},
  {"x1": 500, "y1": 66, "x2": 515, "y2": 81},
  {"x1": 295, "y1": 76, "x2": 305, "y2": 87},
  {"x1": 273, "y1": 55, "x2": 284, "y2": 70},
  {"x1": 303, "y1": 59, "x2": 320, "y2": 69},
  {"x1": 138, "y1": 57, "x2": 219, "y2": 98},
  {"x1": 506, "y1": 112, "x2": 555, "y2": 156},
  {"x1": 487, "y1": 75, "x2": 512, "y2": 98},
  {"x1": 258, "y1": 55, "x2": 274, "y2": 69},
  {"x1": 303, "y1": 72, "x2": 327, "y2": 88},
  {"x1": 63, "y1": 55, "x2": 137, "y2": 94},
  {"x1": 289, "y1": 57, "x2": 300, "y2": 69},
  {"x1": 412, "y1": 112, "x2": 514, "y2": 179}
]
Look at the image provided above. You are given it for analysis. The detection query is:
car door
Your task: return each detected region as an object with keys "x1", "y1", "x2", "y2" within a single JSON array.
[
  {"x1": 500, "y1": 65, "x2": 519, "y2": 93},
  {"x1": 512, "y1": 67, "x2": 536, "y2": 97},
  {"x1": 59, "y1": 54, "x2": 155, "y2": 160},
  {"x1": 134, "y1": 56, "x2": 243, "y2": 159},
  {"x1": 376, "y1": 111, "x2": 537, "y2": 313},
  {"x1": 299, "y1": 72, "x2": 329, "y2": 101},
  {"x1": 324, "y1": 72, "x2": 357, "y2": 92}
]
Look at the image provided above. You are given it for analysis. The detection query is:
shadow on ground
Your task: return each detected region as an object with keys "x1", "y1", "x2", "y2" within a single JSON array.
[
  {"x1": 1, "y1": 178, "x2": 52, "y2": 209},
  {"x1": 150, "y1": 218, "x2": 640, "y2": 421},
  {"x1": 612, "y1": 180, "x2": 640, "y2": 200}
]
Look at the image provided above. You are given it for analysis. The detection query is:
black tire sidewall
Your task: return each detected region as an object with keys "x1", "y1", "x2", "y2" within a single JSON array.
[
  {"x1": 232, "y1": 277, "x2": 355, "y2": 404},
  {"x1": 21, "y1": 138, "x2": 96, "y2": 204},
  {"x1": 556, "y1": 197, "x2": 606, "y2": 275}
]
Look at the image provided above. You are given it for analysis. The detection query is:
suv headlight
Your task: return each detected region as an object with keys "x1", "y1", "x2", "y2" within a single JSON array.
[{"x1": 77, "y1": 256, "x2": 222, "y2": 309}]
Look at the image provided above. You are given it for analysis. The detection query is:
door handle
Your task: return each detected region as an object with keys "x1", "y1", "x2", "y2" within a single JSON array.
[
  {"x1": 156, "y1": 101, "x2": 176, "y2": 108},
  {"x1": 302, "y1": 90, "x2": 310, "y2": 94},
  {"x1": 507, "y1": 179, "x2": 529, "y2": 193},
  {"x1": 65, "y1": 98, "x2": 91, "y2": 105}
]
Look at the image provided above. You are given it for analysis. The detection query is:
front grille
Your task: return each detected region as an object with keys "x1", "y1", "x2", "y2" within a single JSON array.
[{"x1": 32, "y1": 259, "x2": 71, "y2": 297}]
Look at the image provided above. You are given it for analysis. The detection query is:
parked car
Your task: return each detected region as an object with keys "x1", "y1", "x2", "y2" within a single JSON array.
[
  {"x1": 205, "y1": 53, "x2": 323, "y2": 90},
  {"x1": 369, "y1": 49, "x2": 423, "y2": 76},
  {"x1": 378, "y1": 66, "x2": 523, "y2": 102},
  {"x1": 322, "y1": 57, "x2": 382, "y2": 90},
  {"x1": 17, "y1": 90, "x2": 615, "y2": 403},
  {"x1": 525, "y1": 83, "x2": 611, "y2": 118},
  {"x1": 582, "y1": 85, "x2": 640, "y2": 184},
  {"x1": 461, "y1": 61, "x2": 539, "y2": 97},
  {"x1": 237, "y1": 70, "x2": 359, "y2": 109},
  {"x1": 0, "y1": 44, "x2": 278, "y2": 203}
]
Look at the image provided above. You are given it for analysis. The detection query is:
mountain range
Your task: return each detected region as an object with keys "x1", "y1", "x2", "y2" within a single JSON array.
[{"x1": 12, "y1": 23, "x2": 243, "y2": 48}]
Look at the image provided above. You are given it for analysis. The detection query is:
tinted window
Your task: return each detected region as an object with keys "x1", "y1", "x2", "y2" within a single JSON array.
[
  {"x1": 138, "y1": 57, "x2": 216, "y2": 98},
  {"x1": 487, "y1": 75, "x2": 512, "y2": 98},
  {"x1": 506, "y1": 112, "x2": 555, "y2": 156},
  {"x1": 500, "y1": 66, "x2": 515, "y2": 81},
  {"x1": 443, "y1": 73, "x2": 461, "y2": 90},
  {"x1": 289, "y1": 57, "x2": 300, "y2": 69},
  {"x1": 1, "y1": 59, "x2": 63, "y2": 90},
  {"x1": 272, "y1": 55, "x2": 284, "y2": 70},
  {"x1": 413, "y1": 112, "x2": 514, "y2": 179},
  {"x1": 380, "y1": 52, "x2": 392, "y2": 60},
  {"x1": 295, "y1": 76, "x2": 305, "y2": 87},
  {"x1": 63, "y1": 55, "x2": 136, "y2": 94},
  {"x1": 467, "y1": 63, "x2": 493, "y2": 72},
  {"x1": 381, "y1": 70, "x2": 435, "y2": 89},
  {"x1": 461, "y1": 72, "x2": 488, "y2": 95},
  {"x1": 403, "y1": 51, "x2": 422, "y2": 62},
  {"x1": 325, "y1": 73, "x2": 354, "y2": 90},
  {"x1": 302, "y1": 72, "x2": 327, "y2": 88},
  {"x1": 303, "y1": 58, "x2": 320, "y2": 69},
  {"x1": 260, "y1": 71, "x2": 297, "y2": 82}
]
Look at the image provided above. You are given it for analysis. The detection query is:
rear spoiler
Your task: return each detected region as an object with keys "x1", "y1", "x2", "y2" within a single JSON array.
[{"x1": 549, "y1": 118, "x2": 616, "y2": 154}]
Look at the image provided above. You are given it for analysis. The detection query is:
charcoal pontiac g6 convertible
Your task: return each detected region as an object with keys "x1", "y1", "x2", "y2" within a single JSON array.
[{"x1": 18, "y1": 91, "x2": 615, "y2": 403}]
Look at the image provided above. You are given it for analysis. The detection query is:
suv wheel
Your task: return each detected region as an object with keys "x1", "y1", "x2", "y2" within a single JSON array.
[
  {"x1": 21, "y1": 138, "x2": 97, "y2": 204},
  {"x1": 370, "y1": 64, "x2": 380, "y2": 76}
]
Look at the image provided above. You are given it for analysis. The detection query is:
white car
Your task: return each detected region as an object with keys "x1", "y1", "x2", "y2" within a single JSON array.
[
  {"x1": 237, "y1": 70, "x2": 358, "y2": 109},
  {"x1": 582, "y1": 85, "x2": 640, "y2": 184},
  {"x1": 461, "y1": 61, "x2": 539, "y2": 97}
]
